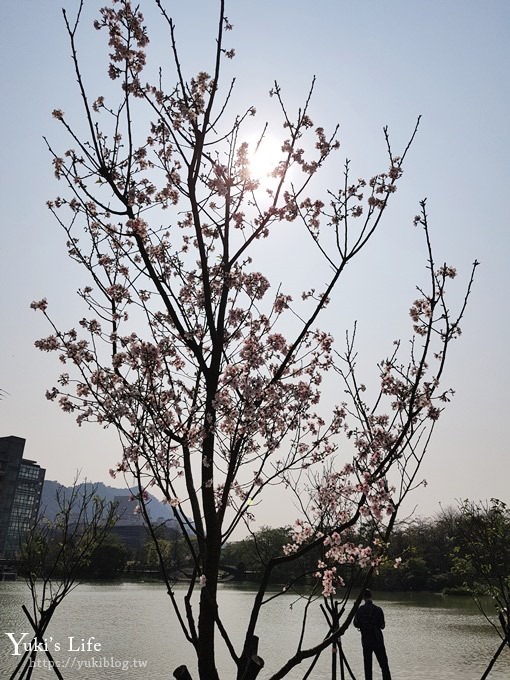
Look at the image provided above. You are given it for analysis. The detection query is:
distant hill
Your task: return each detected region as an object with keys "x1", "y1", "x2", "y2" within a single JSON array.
[{"x1": 40, "y1": 480, "x2": 177, "y2": 525}]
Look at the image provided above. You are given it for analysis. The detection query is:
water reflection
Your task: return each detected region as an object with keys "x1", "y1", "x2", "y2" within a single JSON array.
[{"x1": 1, "y1": 582, "x2": 508, "y2": 679}]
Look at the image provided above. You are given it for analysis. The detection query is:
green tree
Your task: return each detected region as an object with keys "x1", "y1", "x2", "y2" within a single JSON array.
[
  {"x1": 222, "y1": 527, "x2": 304, "y2": 583},
  {"x1": 372, "y1": 511, "x2": 464, "y2": 592},
  {"x1": 84, "y1": 537, "x2": 128, "y2": 579},
  {"x1": 452, "y1": 499, "x2": 510, "y2": 678},
  {"x1": 144, "y1": 538, "x2": 173, "y2": 570}
]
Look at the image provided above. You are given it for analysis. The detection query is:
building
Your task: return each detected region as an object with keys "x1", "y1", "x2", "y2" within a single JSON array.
[
  {"x1": 0, "y1": 436, "x2": 45, "y2": 561},
  {"x1": 109, "y1": 494, "x2": 148, "y2": 553},
  {"x1": 109, "y1": 495, "x2": 178, "y2": 552}
]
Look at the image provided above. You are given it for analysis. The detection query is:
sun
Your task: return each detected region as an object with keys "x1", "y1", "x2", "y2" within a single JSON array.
[{"x1": 245, "y1": 132, "x2": 282, "y2": 183}]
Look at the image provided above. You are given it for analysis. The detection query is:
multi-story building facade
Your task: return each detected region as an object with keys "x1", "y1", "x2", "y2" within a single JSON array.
[{"x1": 0, "y1": 436, "x2": 45, "y2": 560}]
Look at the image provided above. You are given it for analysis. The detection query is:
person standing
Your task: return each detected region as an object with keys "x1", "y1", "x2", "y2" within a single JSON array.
[{"x1": 353, "y1": 589, "x2": 392, "y2": 680}]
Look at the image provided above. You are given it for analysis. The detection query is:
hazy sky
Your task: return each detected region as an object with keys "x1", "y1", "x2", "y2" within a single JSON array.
[{"x1": 1, "y1": 0, "x2": 509, "y2": 525}]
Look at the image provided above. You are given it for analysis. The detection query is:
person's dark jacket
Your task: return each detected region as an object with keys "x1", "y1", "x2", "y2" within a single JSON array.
[{"x1": 353, "y1": 600, "x2": 385, "y2": 648}]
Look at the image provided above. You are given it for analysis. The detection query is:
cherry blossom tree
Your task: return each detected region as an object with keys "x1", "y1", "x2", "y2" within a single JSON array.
[{"x1": 32, "y1": 1, "x2": 477, "y2": 678}]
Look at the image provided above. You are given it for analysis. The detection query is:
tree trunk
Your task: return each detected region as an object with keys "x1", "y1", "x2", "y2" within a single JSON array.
[
  {"x1": 197, "y1": 592, "x2": 220, "y2": 680},
  {"x1": 238, "y1": 635, "x2": 264, "y2": 680},
  {"x1": 197, "y1": 537, "x2": 222, "y2": 680}
]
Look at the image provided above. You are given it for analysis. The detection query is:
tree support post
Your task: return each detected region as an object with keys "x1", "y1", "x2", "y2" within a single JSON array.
[{"x1": 240, "y1": 635, "x2": 265, "y2": 680}]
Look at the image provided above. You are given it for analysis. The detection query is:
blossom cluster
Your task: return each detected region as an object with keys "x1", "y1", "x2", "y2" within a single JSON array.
[{"x1": 94, "y1": 0, "x2": 149, "y2": 94}]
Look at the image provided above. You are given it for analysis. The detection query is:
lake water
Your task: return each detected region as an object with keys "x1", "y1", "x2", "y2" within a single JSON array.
[{"x1": 1, "y1": 581, "x2": 509, "y2": 679}]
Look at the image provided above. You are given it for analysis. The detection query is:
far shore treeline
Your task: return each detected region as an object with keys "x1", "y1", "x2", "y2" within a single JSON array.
[{"x1": 24, "y1": 487, "x2": 510, "y2": 594}]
